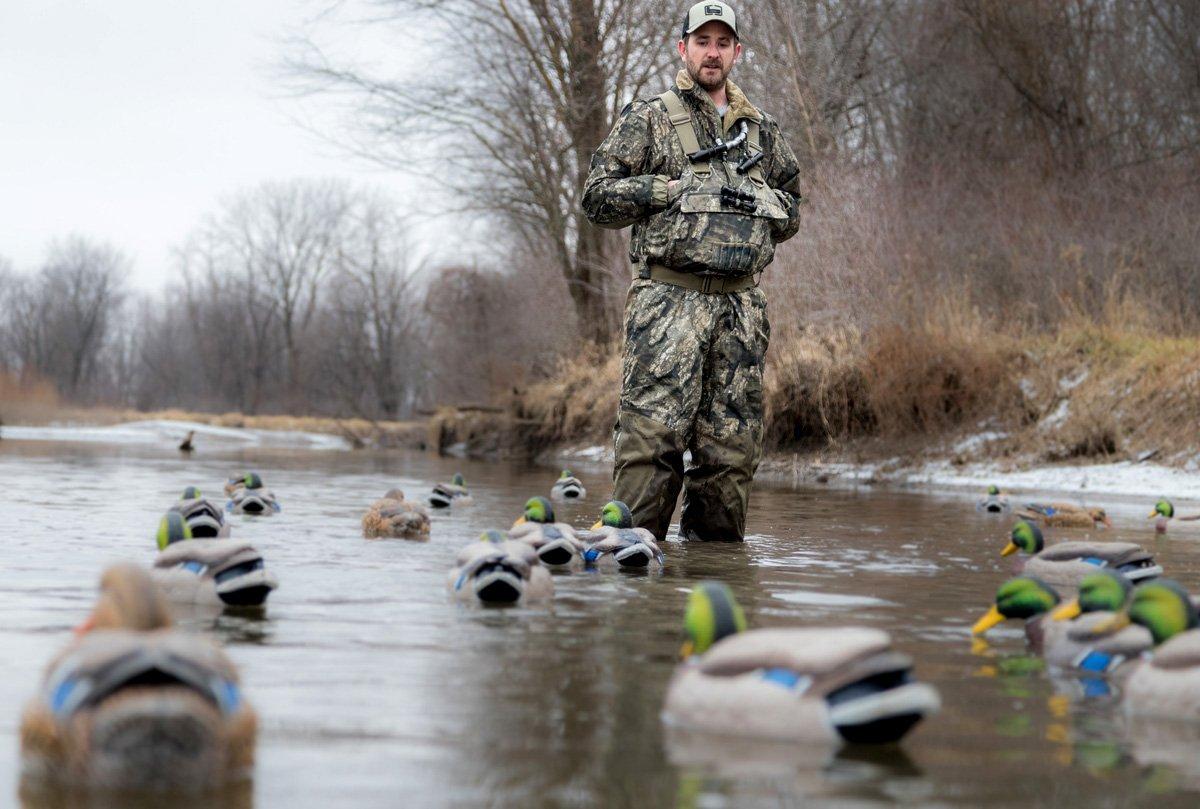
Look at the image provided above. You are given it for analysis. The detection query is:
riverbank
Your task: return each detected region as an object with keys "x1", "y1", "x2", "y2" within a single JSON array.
[{"x1": 6, "y1": 310, "x2": 1200, "y2": 503}]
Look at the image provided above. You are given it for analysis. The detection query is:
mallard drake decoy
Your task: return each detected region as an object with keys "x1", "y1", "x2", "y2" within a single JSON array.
[
  {"x1": 429, "y1": 473, "x2": 472, "y2": 508},
  {"x1": 576, "y1": 500, "x2": 664, "y2": 569},
  {"x1": 178, "y1": 429, "x2": 196, "y2": 453},
  {"x1": 509, "y1": 496, "x2": 583, "y2": 567},
  {"x1": 1085, "y1": 579, "x2": 1200, "y2": 716},
  {"x1": 1000, "y1": 520, "x2": 1162, "y2": 588},
  {"x1": 226, "y1": 473, "x2": 280, "y2": 515},
  {"x1": 1147, "y1": 498, "x2": 1200, "y2": 534},
  {"x1": 1017, "y1": 502, "x2": 1111, "y2": 529},
  {"x1": 663, "y1": 581, "x2": 940, "y2": 744},
  {"x1": 153, "y1": 513, "x2": 278, "y2": 608},
  {"x1": 446, "y1": 529, "x2": 554, "y2": 604},
  {"x1": 971, "y1": 576, "x2": 1062, "y2": 644},
  {"x1": 977, "y1": 484, "x2": 1011, "y2": 514},
  {"x1": 971, "y1": 573, "x2": 1151, "y2": 673},
  {"x1": 550, "y1": 470, "x2": 586, "y2": 501},
  {"x1": 362, "y1": 489, "x2": 431, "y2": 540},
  {"x1": 171, "y1": 486, "x2": 231, "y2": 538},
  {"x1": 19, "y1": 564, "x2": 256, "y2": 790},
  {"x1": 224, "y1": 472, "x2": 250, "y2": 497},
  {"x1": 1039, "y1": 571, "x2": 1154, "y2": 672}
]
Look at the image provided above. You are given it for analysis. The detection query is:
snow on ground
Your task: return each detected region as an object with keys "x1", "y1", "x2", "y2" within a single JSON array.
[
  {"x1": 2, "y1": 419, "x2": 350, "y2": 450},
  {"x1": 902, "y1": 458, "x2": 1200, "y2": 501}
]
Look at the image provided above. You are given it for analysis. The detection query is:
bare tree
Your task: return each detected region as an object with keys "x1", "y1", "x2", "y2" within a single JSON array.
[
  {"x1": 284, "y1": 0, "x2": 676, "y2": 344},
  {"x1": 3, "y1": 237, "x2": 129, "y2": 402}
]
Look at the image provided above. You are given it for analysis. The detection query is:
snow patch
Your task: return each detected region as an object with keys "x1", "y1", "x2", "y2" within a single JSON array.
[
  {"x1": 1039, "y1": 400, "x2": 1071, "y2": 431},
  {"x1": 953, "y1": 431, "x2": 1008, "y2": 455},
  {"x1": 3, "y1": 419, "x2": 350, "y2": 450}
]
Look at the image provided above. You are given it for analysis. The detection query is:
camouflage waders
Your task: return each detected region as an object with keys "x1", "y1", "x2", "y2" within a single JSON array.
[
  {"x1": 583, "y1": 70, "x2": 802, "y2": 543},
  {"x1": 614, "y1": 279, "x2": 768, "y2": 541}
]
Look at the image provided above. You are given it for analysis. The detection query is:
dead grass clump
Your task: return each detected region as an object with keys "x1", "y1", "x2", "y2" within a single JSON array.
[
  {"x1": 763, "y1": 325, "x2": 874, "y2": 448},
  {"x1": 862, "y1": 297, "x2": 1024, "y2": 435},
  {"x1": 1048, "y1": 400, "x2": 1121, "y2": 460},
  {"x1": 513, "y1": 349, "x2": 620, "y2": 453},
  {"x1": 0, "y1": 372, "x2": 63, "y2": 424}
]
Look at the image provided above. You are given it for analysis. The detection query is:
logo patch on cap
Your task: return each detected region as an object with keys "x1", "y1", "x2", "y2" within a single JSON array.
[{"x1": 705, "y1": 3, "x2": 723, "y2": 13}]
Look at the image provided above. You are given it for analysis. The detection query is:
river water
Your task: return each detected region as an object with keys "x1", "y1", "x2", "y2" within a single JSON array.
[{"x1": 4, "y1": 425, "x2": 1200, "y2": 808}]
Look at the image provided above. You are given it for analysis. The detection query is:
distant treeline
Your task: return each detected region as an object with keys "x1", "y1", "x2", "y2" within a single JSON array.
[{"x1": 4, "y1": 0, "x2": 1200, "y2": 425}]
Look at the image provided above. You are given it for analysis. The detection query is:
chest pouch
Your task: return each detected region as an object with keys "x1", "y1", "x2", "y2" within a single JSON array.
[{"x1": 656, "y1": 90, "x2": 788, "y2": 277}]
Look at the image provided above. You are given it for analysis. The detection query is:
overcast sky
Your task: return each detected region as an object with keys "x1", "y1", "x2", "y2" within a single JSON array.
[{"x1": 0, "y1": 1, "x2": 438, "y2": 290}]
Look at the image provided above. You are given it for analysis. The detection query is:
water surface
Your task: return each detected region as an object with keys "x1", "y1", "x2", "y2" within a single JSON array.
[{"x1": 4, "y1": 428, "x2": 1200, "y2": 807}]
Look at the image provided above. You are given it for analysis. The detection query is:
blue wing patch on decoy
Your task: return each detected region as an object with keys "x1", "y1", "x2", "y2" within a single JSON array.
[
  {"x1": 760, "y1": 668, "x2": 806, "y2": 690},
  {"x1": 1082, "y1": 557, "x2": 1106, "y2": 567},
  {"x1": 583, "y1": 548, "x2": 601, "y2": 563}
]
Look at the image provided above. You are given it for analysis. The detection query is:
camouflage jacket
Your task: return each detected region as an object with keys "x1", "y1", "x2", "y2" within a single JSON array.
[{"x1": 583, "y1": 70, "x2": 802, "y2": 277}]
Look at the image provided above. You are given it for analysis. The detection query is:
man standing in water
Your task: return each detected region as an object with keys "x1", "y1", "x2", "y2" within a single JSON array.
[{"x1": 582, "y1": 2, "x2": 802, "y2": 541}]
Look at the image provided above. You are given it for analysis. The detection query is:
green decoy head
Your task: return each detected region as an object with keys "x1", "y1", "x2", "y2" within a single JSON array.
[
  {"x1": 156, "y1": 512, "x2": 192, "y2": 550},
  {"x1": 479, "y1": 529, "x2": 507, "y2": 544},
  {"x1": 682, "y1": 580, "x2": 747, "y2": 658},
  {"x1": 519, "y1": 496, "x2": 555, "y2": 525},
  {"x1": 592, "y1": 500, "x2": 634, "y2": 530},
  {"x1": 181, "y1": 486, "x2": 202, "y2": 500},
  {"x1": 1002, "y1": 521, "x2": 1044, "y2": 557},
  {"x1": 987, "y1": 484, "x2": 1001, "y2": 496},
  {"x1": 559, "y1": 469, "x2": 571, "y2": 479},
  {"x1": 1122, "y1": 579, "x2": 1199, "y2": 645},
  {"x1": 973, "y1": 576, "x2": 1061, "y2": 635},
  {"x1": 1051, "y1": 570, "x2": 1132, "y2": 621},
  {"x1": 1149, "y1": 498, "x2": 1174, "y2": 519},
  {"x1": 452, "y1": 473, "x2": 465, "y2": 487},
  {"x1": 243, "y1": 472, "x2": 264, "y2": 490}
]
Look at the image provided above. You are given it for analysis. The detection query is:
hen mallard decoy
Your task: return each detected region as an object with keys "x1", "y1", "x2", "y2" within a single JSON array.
[
  {"x1": 429, "y1": 473, "x2": 472, "y2": 508},
  {"x1": 1084, "y1": 579, "x2": 1200, "y2": 716},
  {"x1": 152, "y1": 513, "x2": 278, "y2": 608},
  {"x1": 1148, "y1": 498, "x2": 1200, "y2": 534},
  {"x1": 509, "y1": 496, "x2": 583, "y2": 567},
  {"x1": 446, "y1": 529, "x2": 554, "y2": 604},
  {"x1": 576, "y1": 500, "x2": 664, "y2": 569},
  {"x1": 977, "y1": 484, "x2": 1011, "y2": 514},
  {"x1": 171, "y1": 486, "x2": 231, "y2": 538},
  {"x1": 19, "y1": 564, "x2": 256, "y2": 790},
  {"x1": 178, "y1": 430, "x2": 196, "y2": 453},
  {"x1": 362, "y1": 489, "x2": 431, "y2": 540},
  {"x1": 1000, "y1": 520, "x2": 1162, "y2": 588},
  {"x1": 1017, "y1": 502, "x2": 1111, "y2": 529},
  {"x1": 662, "y1": 581, "x2": 940, "y2": 744},
  {"x1": 550, "y1": 470, "x2": 586, "y2": 501},
  {"x1": 226, "y1": 473, "x2": 280, "y2": 516}
]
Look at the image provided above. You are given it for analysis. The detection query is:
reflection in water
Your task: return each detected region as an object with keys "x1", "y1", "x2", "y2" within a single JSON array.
[{"x1": 4, "y1": 435, "x2": 1200, "y2": 806}]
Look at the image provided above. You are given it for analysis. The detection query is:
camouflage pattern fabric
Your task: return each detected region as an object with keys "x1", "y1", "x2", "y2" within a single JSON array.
[
  {"x1": 583, "y1": 70, "x2": 802, "y2": 278},
  {"x1": 613, "y1": 280, "x2": 768, "y2": 541}
]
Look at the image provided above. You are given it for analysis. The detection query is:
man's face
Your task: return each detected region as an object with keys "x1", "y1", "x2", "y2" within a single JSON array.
[{"x1": 677, "y1": 21, "x2": 741, "y2": 91}]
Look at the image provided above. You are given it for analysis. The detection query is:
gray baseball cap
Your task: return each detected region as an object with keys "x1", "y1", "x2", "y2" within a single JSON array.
[{"x1": 681, "y1": 1, "x2": 738, "y2": 39}]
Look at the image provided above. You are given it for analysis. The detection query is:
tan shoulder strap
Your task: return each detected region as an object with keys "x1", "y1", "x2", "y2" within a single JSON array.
[
  {"x1": 657, "y1": 90, "x2": 711, "y2": 175},
  {"x1": 744, "y1": 118, "x2": 766, "y2": 185}
]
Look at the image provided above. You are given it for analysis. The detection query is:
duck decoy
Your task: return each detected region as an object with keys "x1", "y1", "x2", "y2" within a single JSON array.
[
  {"x1": 509, "y1": 496, "x2": 583, "y2": 567},
  {"x1": 362, "y1": 489, "x2": 431, "y2": 540},
  {"x1": 171, "y1": 486, "x2": 231, "y2": 538},
  {"x1": 977, "y1": 484, "x2": 1011, "y2": 514},
  {"x1": 550, "y1": 470, "x2": 587, "y2": 501},
  {"x1": 576, "y1": 500, "x2": 664, "y2": 569},
  {"x1": 226, "y1": 473, "x2": 280, "y2": 516},
  {"x1": 1000, "y1": 520, "x2": 1162, "y2": 588},
  {"x1": 429, "y1": 473, "x2": 472, "y2": 508},
  {"x1": 663, "y1": 581, "x2": 940, "y2": 744},
  {"x1": 446, "y1": 529, "x2": 553, "y2": 604},
  {"x1": 19, "y1": 564, "x2": 257, "y2": 790},
  {"x1": 152, "y1": 513, "x2": 278, "y2": 608},
  {"x1": 1017, "y1": 502, "x2": 1111, "y2": 529}
]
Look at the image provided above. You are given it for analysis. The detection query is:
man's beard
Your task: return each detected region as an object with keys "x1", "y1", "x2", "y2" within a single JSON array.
[{"x1": 686, "y1": 58, "x2": 731, "y2": 91}]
